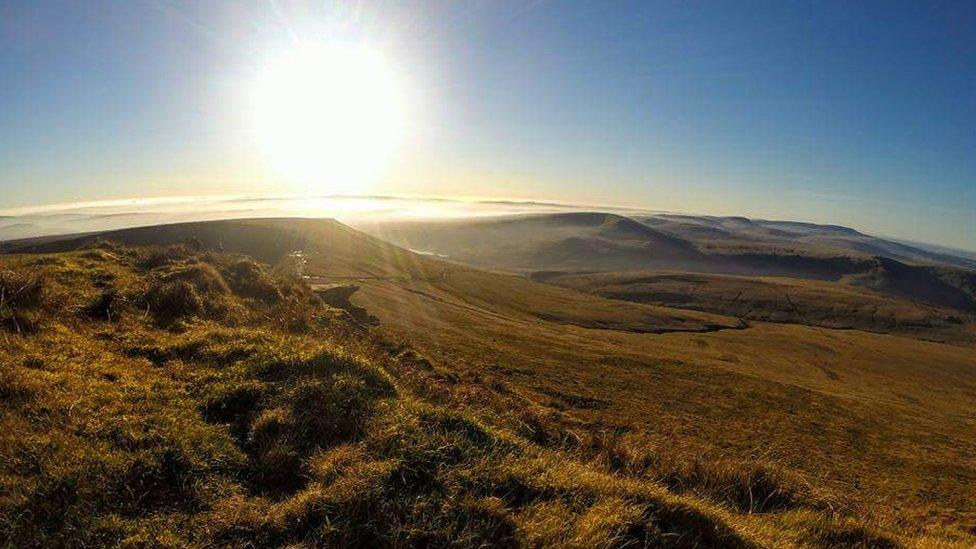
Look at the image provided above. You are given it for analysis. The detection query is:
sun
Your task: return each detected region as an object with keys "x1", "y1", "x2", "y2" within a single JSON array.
[{"x1": 250, "y1": 44, "x2": 403, "y2": 194}]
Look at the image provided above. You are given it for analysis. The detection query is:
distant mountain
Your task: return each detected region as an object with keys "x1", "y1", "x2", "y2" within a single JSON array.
[
  {"x1": 889, "y1": 237, "x2": 976, "y2": 264},
  {"x1": 359, "y1": 212, "x2": 702, "y2": 273},
  {"x1": 358, "y1": 212, "x2": 976, "y2": 312},
  {"x1": 8, "y1": 210, "x2": 976, "y2": 312},
  {"x1": 635, "y1": 214, "x2": 976, "y2": 270}
]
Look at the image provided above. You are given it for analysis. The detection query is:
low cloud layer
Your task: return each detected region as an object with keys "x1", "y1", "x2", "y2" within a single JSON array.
[{"x1": 0, "y1": 194, "x2": 659, "y2": 243}]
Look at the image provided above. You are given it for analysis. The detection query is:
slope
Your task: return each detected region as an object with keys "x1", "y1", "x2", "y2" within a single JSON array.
[
  {"x1": 0, "y1": 243, "x2": 769, "y2": 547},
  {"x1": 13, "y1": 218, "x2": 742, "y2": 334},
  {"x1": 357, "y1": 212, "x2": 702, "y2": 272},
  {"x1": 8, "y1": 217, "x2": 976, "y2": 544},
  {"x1": 3, "y1": 229, "x2": 917, "y2": 547}
]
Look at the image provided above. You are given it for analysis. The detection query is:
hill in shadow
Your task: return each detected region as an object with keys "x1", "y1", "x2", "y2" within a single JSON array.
[{"x1": 358, "y1": 213, "x2": 976, "y2": 312}]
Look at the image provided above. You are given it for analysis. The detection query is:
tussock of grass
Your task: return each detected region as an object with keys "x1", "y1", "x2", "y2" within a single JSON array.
[
  {"x1": 143, "y1": 261, "x2": 232, "y2": 325},
  {"x1": 84, "y1": 288, "x2": 123, "y2": 321},
  {"x1": 591, "y1": 432, "x2": 815, "y2": 514},
  {"x1": 1, "y1": 269, "x2": 46, "y2": 333},
  {"x1": 0, "y1": 243, "x2": 916, "y2": 547},
  {"x1": 135, "y1": 243, "x2": 198, "y2": 270},
  {"x1": 222, "y1": 259, "x2": 282, "y2": 302},
  {"x1": 0, "y1": 270, "x2": 45, "y2": 309},
  {"x1": 200, "y1": 395, "x2": 750, "y2": 547}
]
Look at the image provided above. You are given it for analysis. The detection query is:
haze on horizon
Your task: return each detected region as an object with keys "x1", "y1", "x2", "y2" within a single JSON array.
[{"x1": 2, "y1": 1, "x2": 974, "y2": 250}]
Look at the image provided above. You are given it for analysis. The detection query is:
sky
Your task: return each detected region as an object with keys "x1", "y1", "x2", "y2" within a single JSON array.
[{"x1": 1, "y1": 0, "x2": 974, "y2": 249}]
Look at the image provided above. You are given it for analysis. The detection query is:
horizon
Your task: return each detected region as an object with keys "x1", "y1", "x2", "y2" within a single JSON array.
[
  {"x1": 2, "y1": 1, "x2": 975, "y2": 250},
  {"x1": 2, "y1": 192, "x2": 975, "y2": 256}
]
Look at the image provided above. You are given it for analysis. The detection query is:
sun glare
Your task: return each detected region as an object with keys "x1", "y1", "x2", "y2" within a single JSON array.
[{"x1": 250, "y1": 44, "x2": 403, "y2": 194}]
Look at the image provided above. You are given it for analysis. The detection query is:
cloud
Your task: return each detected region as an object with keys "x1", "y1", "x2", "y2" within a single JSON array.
[{"x1": 0, "y1": 193, "x2": 655, "y2": 242}]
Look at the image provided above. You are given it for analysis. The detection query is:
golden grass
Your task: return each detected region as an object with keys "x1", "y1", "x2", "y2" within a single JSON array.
[{"x1": 0, "y1": 243, "x2": 916, "y2": 547}]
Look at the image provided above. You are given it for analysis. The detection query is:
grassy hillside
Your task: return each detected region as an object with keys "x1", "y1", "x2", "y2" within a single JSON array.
[
  {"x1": 4, "y1": 218, "x2": 976, "y2": 546},
  {"x1": 332, "y1": 270, "x2": 976, "y2": 546},
  {"x1": 4, "y1": 237, "x2": 915, "y2": 548},
  {"x1": 296, "y1": 220, "x2": 976, "y2": 545},
  {"x1": 357, "y1": 213, "x2": 704, "y2": 273}
]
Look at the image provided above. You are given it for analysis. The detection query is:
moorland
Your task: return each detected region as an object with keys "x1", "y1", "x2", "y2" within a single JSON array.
[{"x1": 2, "y1": 216, "x2": 975, "y2": 547}]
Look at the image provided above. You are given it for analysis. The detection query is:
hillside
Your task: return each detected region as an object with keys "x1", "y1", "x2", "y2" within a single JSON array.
[
  {"x1": 8, "y1": 218, "x2": 976, "y2": 545},
  {"x1": 1, "y1": 240, "x2": 769, "y2": 547},
  {"x1": 5, "y1": 227, "x2": 939, "y2": 547},
  {"x1": 358, "y1": 213, "x2": 976, "y2": 312},
  {"x1": 295, "y1": 222, "x2": 976, "y2": 544},
  {"x1": 11, "y1": 218, "x2": 742, "y2": 335},
  {"x1": 357, "y1": 212, "x2": 700, "y2": 272},
  {"x1": 635, "y1": 214, "x2": 976, "y2": 270}
]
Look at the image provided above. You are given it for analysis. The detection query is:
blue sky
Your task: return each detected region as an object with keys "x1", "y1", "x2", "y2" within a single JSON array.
[{"x1": 1, "y1": 1, "x2": 974, "y2": 249}]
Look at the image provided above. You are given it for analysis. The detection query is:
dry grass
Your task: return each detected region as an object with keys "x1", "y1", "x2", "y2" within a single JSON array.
[
  {"x1": 5, "y1": 220, "x2": 974, "y2": 547},
  {"x1": 222, "y1": 259, "x2": 283, "y2": 302},
  {"x1": 265, "y1": 219, "x2": 975, "y2": 545},
  {"x1": 0, "y1": 243, "x2": 912, "y2": 548},
  {"x1": 352, "y1": 269, "x2": 976, "y2": 544},
  {"x1": 0, "y1": 269, "x2": 47, "y2": 334}
]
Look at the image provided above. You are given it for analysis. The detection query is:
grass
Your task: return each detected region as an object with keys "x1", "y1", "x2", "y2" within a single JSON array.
[
  {"x1": 336, "y1": 256, "x2": 976, "y2": 537},
  {"x1": 0, "y1": 268, "x2": 46, "y2": 334},
  {"x1": 2, "y1": 221, "x2": 969, "y2": 547}
]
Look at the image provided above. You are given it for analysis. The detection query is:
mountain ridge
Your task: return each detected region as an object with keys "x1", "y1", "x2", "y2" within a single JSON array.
[{"x1": 358, "y1": 212, "x2": 976, "y2": 312}]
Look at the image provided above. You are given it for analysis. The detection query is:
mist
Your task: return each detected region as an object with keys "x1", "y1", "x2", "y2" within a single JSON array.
[{"x1": 0, "y1": 194, "x2": 660, "y2": 243}]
